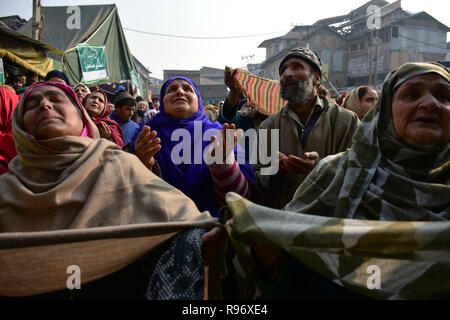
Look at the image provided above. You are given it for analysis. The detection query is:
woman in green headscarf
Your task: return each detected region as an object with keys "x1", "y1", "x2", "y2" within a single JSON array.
[
  {"x1": 226, "y1": 62, "x2": 450, "y2": 299},
  {"x1": 285, "y1": 62, "x2": 449, "y2": 220}
]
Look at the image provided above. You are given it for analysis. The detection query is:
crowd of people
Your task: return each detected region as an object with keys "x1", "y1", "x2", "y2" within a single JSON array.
[{"x1": 0, "y1": 47, "x2": 448, "y2": 300}]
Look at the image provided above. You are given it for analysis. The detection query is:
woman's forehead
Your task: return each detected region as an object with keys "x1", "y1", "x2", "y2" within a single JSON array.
[
  {"x1": 364, "y1": 88, "x2": 378, "y2": 97},
  {"x1": 91, "y1": 91, "x2": 105, "y2": 98},
  {"x1": 26, "y1": 85, "x2": 68, "y2": 100},
  {"x1": 397, "y1": 72, "x2": 449, "y2": 91},
  {"x1": 167, "y1": 79, "x2": 193, "y2": 89}
]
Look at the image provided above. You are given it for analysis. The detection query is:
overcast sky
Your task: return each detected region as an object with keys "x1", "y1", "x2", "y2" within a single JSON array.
[{"x1": 1, "y1": 0, "x2": 449, "y2": 79}]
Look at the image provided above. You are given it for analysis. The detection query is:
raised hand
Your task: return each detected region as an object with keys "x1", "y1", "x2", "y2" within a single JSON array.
[
  {"x1": 209, "y1": 123, "x2": 243, "y2": 165},
  {"x1": 224, "y1": 67, "x2": 241, "y2": 106},
  {"x1": 98, "y1": 122, "x2": 113, "y2": 141},
  {"x1": 135, "y1": 125, "x2": 161, "y2": 170}
]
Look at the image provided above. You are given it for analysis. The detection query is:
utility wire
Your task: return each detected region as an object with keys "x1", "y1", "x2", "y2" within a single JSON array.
[{"x1": 123, "y1": 27, "x2": 289, "y2": 40}]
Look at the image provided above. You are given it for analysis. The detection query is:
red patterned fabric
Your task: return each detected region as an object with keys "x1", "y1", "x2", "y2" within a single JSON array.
[{"x1": 0, "y1": 87, "x2": 20, "y2": 173}]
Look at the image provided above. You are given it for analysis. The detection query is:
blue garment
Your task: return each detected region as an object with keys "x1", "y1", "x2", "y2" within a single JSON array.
[
  {"x1": 133, "y1": 76, "x2": 254, "y2": 217},
  {"x1": 44, "y1": 70, "x2": 71, "y2": 86},
  {"x1": 110, "y1": 111, "x2": 139, "y2": 145},
  {"x1": 114, "y1": 85, "x2": 126, "y2": 94}
]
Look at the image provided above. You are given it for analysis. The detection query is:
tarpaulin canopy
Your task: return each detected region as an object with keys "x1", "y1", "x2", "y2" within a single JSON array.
[
  {"x1": 19, "y1": 5, "x2": 141, "y2": 87},
  {"x1": 0, "y1": 26, "x2": 63, "y2": 78}
]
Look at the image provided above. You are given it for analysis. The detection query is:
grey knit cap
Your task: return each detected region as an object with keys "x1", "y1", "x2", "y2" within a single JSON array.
[{"x1": 279, "y1": 47, "x2": 323, "y2": 76}]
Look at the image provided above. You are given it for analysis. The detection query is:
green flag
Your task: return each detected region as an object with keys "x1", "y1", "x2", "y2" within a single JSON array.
[
  {"x1": 130, "y1": 70, "x2": 142, "y2": 97},
  {"x1": 0, "y1": 58, "x2": 4, "y2": 85},
  {"x1": 77, "y1": 44, "x2": 109, "y2": 84}
]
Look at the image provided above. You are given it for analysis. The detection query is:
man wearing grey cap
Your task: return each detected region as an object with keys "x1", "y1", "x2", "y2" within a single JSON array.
[{"x1": 253, "y1": 47, "x2": 360, "y2": 210}]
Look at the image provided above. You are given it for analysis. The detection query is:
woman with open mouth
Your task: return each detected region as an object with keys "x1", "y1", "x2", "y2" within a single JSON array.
[
  {"x1": 83, "y1": 89, "x2": 124, "y2": 147},
  {"x1": 133, "y1": 76, "x2": 255, "y2": 218}
]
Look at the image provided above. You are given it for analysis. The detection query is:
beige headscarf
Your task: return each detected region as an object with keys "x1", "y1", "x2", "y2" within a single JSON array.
[
  {"x1": 0, "y1": 82, "x2": 218, "y2": 297},
  {"x1": 342, "y1": 86, "x2": 366, "y2": 120}
]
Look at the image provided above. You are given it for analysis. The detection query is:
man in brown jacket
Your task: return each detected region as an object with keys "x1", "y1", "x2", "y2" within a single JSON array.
[{"x1": 254, "y1": 47, "x2": 359, "y2": 210}]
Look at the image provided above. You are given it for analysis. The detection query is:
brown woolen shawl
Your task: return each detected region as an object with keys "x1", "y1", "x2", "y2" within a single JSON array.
[
  {"x1": 0, "y1": 82, "x2": 218, "y2": 297},
  {"x1": 342, "y1": 86, "x2": 365, "y2": 120}
]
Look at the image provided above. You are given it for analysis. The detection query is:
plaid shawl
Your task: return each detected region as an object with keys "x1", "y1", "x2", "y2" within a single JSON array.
[{"x1": 226, "y1": 62, "x2": 450, "y2": 299}]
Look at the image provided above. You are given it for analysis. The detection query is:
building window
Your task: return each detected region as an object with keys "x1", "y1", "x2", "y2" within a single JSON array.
[
  {"x1": 350, "y1": 43, "x2": 358, "y2": 51},
  {"x1": 333, "y1": 51, "x2": 343, "y2": 72},
  {"x1": 322, "y1": 50, "x2": 331, "y2": 64},
  {"x1": 360, "y1": 41, "x2": 365, "y2": 50},
  {"x1": 380, "y1": 28, "x2": 391, "y2": 43},
  {"x1": 392, "y1": 26, "x2": 399, "y2": 38}
]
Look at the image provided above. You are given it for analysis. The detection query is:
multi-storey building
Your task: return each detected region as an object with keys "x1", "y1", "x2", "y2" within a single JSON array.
[
  {"x1": 257, "y1": 0, "x2": 448, "y2": 91},
  {"x1": 150, "y1": 66, "x2": 228, "y2": 106}
]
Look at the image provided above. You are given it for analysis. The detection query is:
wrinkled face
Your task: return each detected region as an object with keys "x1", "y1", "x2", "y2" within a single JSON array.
[
  {"x1": 23, "y1": 85, "x2": 83, "y2": 140},
  {"x1": 47, "y1": 77, "x2": 67, "y2": 85},
  {"x1": 360, "y1": 88, "x2": 378, "y2": 114},
  {"x1": 75, "y1": 85, "x2": 89, "y2": 102},
  {"x1": 84, "y1": 92, "x2": 106, "y2": 118},
  {"x1": 279, "y1": 57, "x2": 319, "y2": 106},
  {"x1": 163, "y1": 79, "x2": 199, "y2": 119},
  {"x1": 115, "y1": 104, "x2": 136, "y2": 123},
  {"x1": 392, "y1": 73, "x2": 450, "y2": 146}
]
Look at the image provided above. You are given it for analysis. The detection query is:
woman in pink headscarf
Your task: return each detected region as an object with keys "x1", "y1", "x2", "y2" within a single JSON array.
[
  {"x1": 0, "y1": 80, "x2": 224, "y2": 299},
  {"x1": 0, "y1": 86, "x2": 20, "y2": 174},
  {"x1": 83, "y1": 89, "x2": 124, "y2": 147}
]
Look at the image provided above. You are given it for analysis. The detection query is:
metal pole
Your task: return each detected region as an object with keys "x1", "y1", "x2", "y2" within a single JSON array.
[
  {"x1": 369, "y1": 30, "x2": 373, "y2": 87},
  {"x1": 32, "y1": 0, "x2": 42, "y2": 41},
  {"x1": 146, "y1": 67, "x2": 149, "y2": 96},
  {"x1": 322, "y1": 72, "x2": 339, "y2": 96},
  {"x1": 374, "y1": 29, "x2": 379, "y2": 89}
]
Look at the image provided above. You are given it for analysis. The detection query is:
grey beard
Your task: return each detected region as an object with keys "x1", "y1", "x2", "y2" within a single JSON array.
[{"x1": 280, "y1": 77, "x2": 314, "y2": 106}]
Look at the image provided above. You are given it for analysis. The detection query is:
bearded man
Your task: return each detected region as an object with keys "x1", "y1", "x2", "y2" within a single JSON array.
[{"x1": 253, "y1": 47, "x2": 360, "y2": 209}]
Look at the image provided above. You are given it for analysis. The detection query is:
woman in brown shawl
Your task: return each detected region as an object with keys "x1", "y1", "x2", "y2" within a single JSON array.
[
  {"x1": 342, "y1": 85, "x2": 378, "y2": 120},
  {"x1": 0, "y1": 81, "x2": 223, "y2": 299},
  {"x1": 83, "y1": 89, "x2": 125, "y2": 147}
]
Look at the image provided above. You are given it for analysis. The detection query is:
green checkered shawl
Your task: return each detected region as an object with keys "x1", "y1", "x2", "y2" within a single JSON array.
[
  {"x1": 285, "y1": 62, "x2": 449, "y2": 221},
  {"x1": 226, "y1": 63, "x2": 450, "y2": 299}
]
